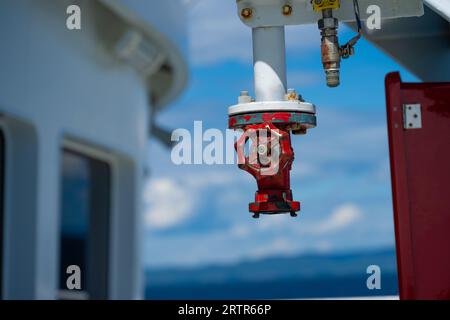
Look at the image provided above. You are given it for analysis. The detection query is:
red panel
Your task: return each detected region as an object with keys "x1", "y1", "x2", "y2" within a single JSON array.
[{"x1": 386, "y1": 72, "x2": 450, "y2": 300}]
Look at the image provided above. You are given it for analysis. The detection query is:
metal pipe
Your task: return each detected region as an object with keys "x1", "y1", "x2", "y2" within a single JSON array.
[
  {"x1": 319, "y1": 9, "x2": 341, "y2": 87},
  {"x1": 252, "y1": 26, "x2": 287, "y2": 102}
]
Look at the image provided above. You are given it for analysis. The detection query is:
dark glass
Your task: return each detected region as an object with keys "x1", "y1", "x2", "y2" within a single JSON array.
[{"x1": 59, "y1": 149, "x2": 110, "y2": 299}]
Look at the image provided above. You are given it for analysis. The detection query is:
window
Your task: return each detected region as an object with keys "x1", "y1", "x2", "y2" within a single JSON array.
[{"x1": 59, "y1": 149, "x2": 111, "y2": 300}]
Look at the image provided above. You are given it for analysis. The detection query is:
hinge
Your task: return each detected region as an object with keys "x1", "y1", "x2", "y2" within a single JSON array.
[{"x1": 403, "y1": 104, "x2": 422, "y2": 129}]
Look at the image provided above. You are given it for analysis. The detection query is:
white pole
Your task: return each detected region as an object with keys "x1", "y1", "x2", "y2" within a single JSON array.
[{"x1": 252, "y1": 26, "x2": 287, "y2": 102}]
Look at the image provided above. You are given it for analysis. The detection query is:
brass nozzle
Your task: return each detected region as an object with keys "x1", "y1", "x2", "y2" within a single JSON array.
[{"x1": 318, "y1": 9, "x2": 341, "y2": 88}]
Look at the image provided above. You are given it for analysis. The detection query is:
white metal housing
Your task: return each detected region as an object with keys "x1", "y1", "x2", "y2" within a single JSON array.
[
  {"x1": 0, "y1": 0, "x2": 188, "y2": 299},
  {"x1": 236, "y1": 0, "x2": 424, "y2": 28},
  {"x1": 349, "y1": 0, "x2": 450, "y2": 82}
]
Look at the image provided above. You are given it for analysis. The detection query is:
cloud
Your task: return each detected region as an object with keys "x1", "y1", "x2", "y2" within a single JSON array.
[
  {"x1": 289, "y1": 109, "x2": 389, "y2": 182},
  {"x1": 257, "y1": 213, "x2": 292, "y2": 231},
  {"x1": 229, "y1": 224, "x2": 251, "y2": 239},
  {"x1": 313, "y1": 203, "x2": 362, "y2": 234},
  {"x1": 183, "y1": 170, "x2": 237, "y2": 189},
  {"x1": 250, "y1": 238, "x2": 299, "y2": 259},
  {"x1": 143, "y1": 178, "x2": 196, "y2": 230},
  {"x1": 315, "y1": 241, "x2": 333, "y2": 253},
  {"x1": 143, "y1": 169, "x2": 245, "y2": 230},
  {"x1": 291, "y1": 161, "x2": 319, "y2": 178},
  {"x1": 188, "y1": 1, "x2": 251, "y2": 65}
]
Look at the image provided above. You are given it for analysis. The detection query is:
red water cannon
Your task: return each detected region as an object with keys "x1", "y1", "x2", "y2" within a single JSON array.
[
  {"x1": 229, "y1": 110, "x2": 316, "y2": 218},
  {"x1": 227, "y1": 25, "x2": 316, "y2": 218}
]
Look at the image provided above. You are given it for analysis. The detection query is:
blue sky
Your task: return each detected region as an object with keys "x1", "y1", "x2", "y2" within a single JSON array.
[{"x1": 143, "y1": 1, "x2": 418, "y2": 268}]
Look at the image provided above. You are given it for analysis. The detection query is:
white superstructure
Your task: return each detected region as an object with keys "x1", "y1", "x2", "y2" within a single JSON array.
[{"x1": 0, "y1": 0, "x2": 188, "y2": 299}]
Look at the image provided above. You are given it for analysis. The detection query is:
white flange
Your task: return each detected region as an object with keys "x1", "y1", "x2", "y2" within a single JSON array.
[{"x1": 228, "y1": 100, "x2": 316, "y2": 116}]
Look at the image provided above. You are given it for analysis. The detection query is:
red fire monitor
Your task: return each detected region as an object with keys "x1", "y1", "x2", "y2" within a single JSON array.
[{"x1": 386, "y1": 72, "x2": 450, "y2": 300}]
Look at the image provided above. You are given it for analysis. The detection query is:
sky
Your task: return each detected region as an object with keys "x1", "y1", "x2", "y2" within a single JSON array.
[{"x1": 142, "y1": 0, "x2": 418, "y2": 269}]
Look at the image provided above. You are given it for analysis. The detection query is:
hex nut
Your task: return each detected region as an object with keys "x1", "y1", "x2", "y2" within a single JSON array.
[
  {"x1": 318, "y1": 17, "x2": 338, "y2": 29},
  {"x1": 282, "y1": 4, "x2": 293, "y2": 16},
  {"x1": 241, "y1": 8, "x2": 253, "y2": 19}
]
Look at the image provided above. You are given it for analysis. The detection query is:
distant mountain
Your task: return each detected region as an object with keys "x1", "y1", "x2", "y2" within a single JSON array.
[{"x1": 145, "y1": 248, "x2": 399, "y2": 299}]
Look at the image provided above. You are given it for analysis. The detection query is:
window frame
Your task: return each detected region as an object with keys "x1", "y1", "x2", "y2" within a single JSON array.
[
  {"x1": 0, "y1": 128, "x2": 4, "y2": 299},
  {"x1": 58, "y1": 139, "x2": 117, "y2": 300}
]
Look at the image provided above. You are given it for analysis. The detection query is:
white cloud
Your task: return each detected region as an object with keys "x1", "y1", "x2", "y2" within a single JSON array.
[
  {"x1": 143, "y1": 169, "x2": 244, "y2": 230},
  {"x1": 315, "y1": 241, "x2": 333, "y2": 253},
  {"x1": 313, "y1": 203, "x2": 362, "y2": 234},
  {"x1": 189, "y1": 1, "x2": 251, "y2": 65},
  {"x1": 250, "y1": 238, "x2": 299, "y2": 259},
  {"x1": 257, "y1": 213, "x2": 292, "y2": 231},
  {"x1": 184, "y1": 170, "x2": 237, "y2": 189},
  {"x1": 229, "y1": 224, "x2": 250, "y2": 238},
  {"x1": 291, "y1": 161, "x2": 319, "y2": 178},
  {"x1": 143, "y1": 178, "x2": 196, "y2": 230},
  {"x1": 293, "y1": 109, "x2": 389, "y2": 167}
]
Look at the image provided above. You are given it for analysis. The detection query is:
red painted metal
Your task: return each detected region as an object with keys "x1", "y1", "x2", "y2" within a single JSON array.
[
  {"x1": 228, "y1": 111, "x2": 316, "y2": 130},
  {"x1": 232, "y1": 117, "x2": 300, "y2": 218},
  {"x1": 386, "y1": 72, "x2": 450, "y2": 300}
]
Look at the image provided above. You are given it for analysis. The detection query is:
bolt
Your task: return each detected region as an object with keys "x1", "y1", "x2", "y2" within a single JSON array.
[
  {"x1": 286, "y1": 88, "x2": 298, "y2": 101},
  {"x1": 241, "y1": 8, "x2": 253, "y2": 19},
  {"x1": 238, "y1": 90, "x2": 252, "y2": 104},
  {"x1": 282, "y1": 4, "x2": 293, "y2": 16}
]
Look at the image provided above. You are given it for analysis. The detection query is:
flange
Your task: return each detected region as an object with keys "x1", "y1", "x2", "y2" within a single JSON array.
[
  {"x1": 228, "y1": 100, "x2": 316, "y2": 116},
  {"x1": 229, "y1": 110, "x2": 317, "y2": 132}
]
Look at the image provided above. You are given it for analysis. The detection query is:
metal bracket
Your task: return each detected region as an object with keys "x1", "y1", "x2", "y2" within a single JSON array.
[
  {"x1": 236, "y1": 0, "x2": 424, "y2": 28},
  {"x1": 312, "y1": 0, "x2": 341, "y2": 13},
  {"x1": 403, "y1": 104, "x2": 422, "y2": 129}
]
